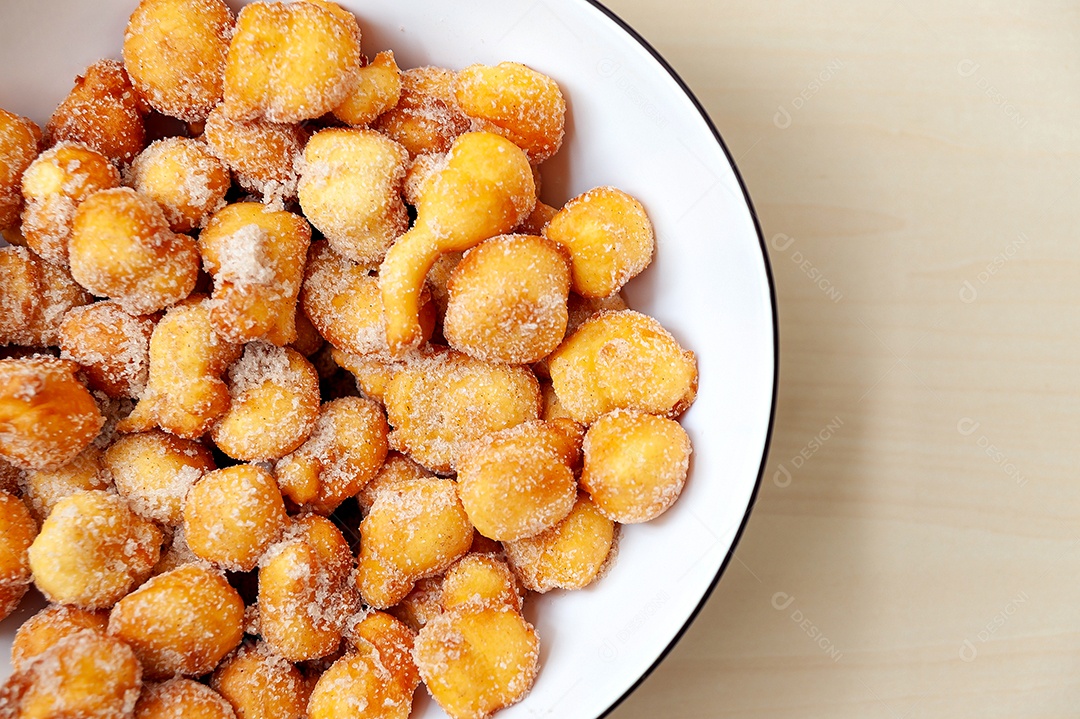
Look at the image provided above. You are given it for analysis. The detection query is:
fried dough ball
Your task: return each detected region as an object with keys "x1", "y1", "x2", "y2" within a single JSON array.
[
  {"x1": 19, "y1": 142, "x2": 120, "y2": 267},
  {"x1": 533, "y1": 292, "x2": 627, "y2": 379},
  {"x1": 0, "y1": 246, "x2": 93, "y2": 348},
  {"x1": 69, "y1": 187, "x2": 200, "y2": 314},
  {"x1": 454, "y1": 62, "x2": 566, "y2": 164},
  {"x1": 543, "y1": 186, "x2": 654, "y2": 298},
  {"x1": 0, "y1": 109, "x2": 41, "y2": 231},
  {"x1": 11, "y1": 605, "x2": 110, "y2": 671},
  {"x1": 357, "y1": 477, "x2": 472, "y2": 608},
  {"x1": 0, "y1": 491, "x2": 35, "y2": 620},
  {"x1": 104, "y1": 431, "x2": 214, "y2": 526},
  {"x1": 456, "y1": 421, "x2": 576, "y2": 542},
  {"x1": 108, "y1": 563, "x2": 245, "y2": 678},
  {"x1": 223, "y1": 0, "x2": 362, "y2": 124},
  {"x1": 440, "y1": 554, "x2": 522, "y2": 613},
  {"x1": 330, "y1": 347, "x2": 409, "y2": 406},
  {"x1": 134, "y1": 678, "x2": 238, "y2": 719},
  {"x1": 258, "y1": 514, "x2": 353, "y2": 661},
  {"x1": 183, "y1": 464, "x2": 287, "y2": 571},
  {"x1": 515, "y1": 199, "x2": 558, "y2": 235},
  {"x1": 504, "y1": 494, "x2": 616, "y2": 593},
  {"x1": 332, "y1": 50, "x2": 402, "y2": 127},
  {"x1": 58, "y1": 302, "x2": 154, "y2": 399},
  {"x1": 211, "y1": 344, "x2": 319, "y2": 461},
  {"x1": 298, "y1": 128, "x2": 409, "y2": 264},
  {"x1": 307, "y1": 638, "x2": 414, "y2": 719},
  {"x1": 22, "y1": 445, "x2": 110, "y2": 522},
  {"x1": 373, "y1": 67, "x2": 471, "y2": 158},
  {"x1": 379, "y1": 131, "x2": 536, "y2": 353},
  {"x1": 444, "y1": 234, "x2": 571, "y2": 364},
  {"x1": 202, "y1": 106, "x2": 304, "y2": 203},
  {"x1": 355, "y1": 451, "x2": 431, "y2": 513},
  {"x1": 548, "y1": 309, "x2": 697, "y2": 424},
  {"x1": 387, "y1": 575, "x2": 442, "y2": 633},
  {"x1": 46, "y1": 59, "x2": 146, "y2": 164},
  {"x1": 348, "y1": 611, "x2": 420, "y2": 696},
  {"x1": 274, "y1": 396, "x2": 389, "y2": 514},
  {"x1": 414, "y1": 604, "x2": 539, "y2": 719},
  {"x1": 123, "y1": 0, "x2": 234, "y2": 122},
  {"x1": 199, "y1": 203, "x2": 312, "y2": 346},
  {"x1": 119, "y1": 296, "x2": 243, "y2": 438},
  {"x1": 128, "y1": 138, "x2": 230, "y2": 232},
  {"x1": 28, "y1": 490, "x2": 162, "y2": 608},
  {"x1": 581, "y1": 409, "x2": 691, "y2": 523},
  {"x1": 0, "y1": 356, "x2": 103, "y2": 470},
  {"x1": 3, "y1": 631, "x2": 143, "y2": 719},
  {"x1": 383, "y1": 349, "x2": 541, "y2": 473},
  {"x1": 211, "y1": 642, "x2": 309, "y2": 719}
]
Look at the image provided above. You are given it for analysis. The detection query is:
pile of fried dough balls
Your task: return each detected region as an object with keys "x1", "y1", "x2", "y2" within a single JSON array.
[{"x1": 0, "y1": 0, "x2": 699, "y2": 717}]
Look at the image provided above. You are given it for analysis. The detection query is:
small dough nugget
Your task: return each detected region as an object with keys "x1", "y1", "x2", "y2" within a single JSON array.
[
  {"x1": 0, "y1": 108, "x2": 41, "y2": 231},
  {"x1": 129, "y1": 138, "x2": 231, "y2": 232},
  {"x1": 123, "y1": 0, "x2": 234, "y2": 122},
  {"x1": 104, "y1": 431, "x2": 215, "y2": 526},
  {"x1": 0, "y1": 491, "x2": 35, "y2": 620},
  {"x1": 134, "y1": 678, "x2": 238, "y2": 719},
  {"x1": 0, "y1": 245, "x2": 93, "y2": 348},
  {"x1": 28, "y1": 490, "x2": 163, "y2": 609},
  {"x1": 440, "y1": 554, "x2": 522, "y2": 613},
  {"x1": 58, "y1": 301, "x2": 155, "y2": 399},
  {"x1": 544, "y1": 186, "x2": 654, "y2": 298},
  {"x1": 332, "y1": 50, "x2": 402, "y2": 127},
  {"x1": 46, "y1": 59, "x2": 146, "y2": 164},
  {"x1": 203, "y1": 105, "x2": 304, "y2": 203},
  {"x1": 212, "y1": 642, "x2": 309, "y2": 719},
  {"x1": 548, "y1": 309, "x2": 697, "y2": 424},
  {"x1": 11, "y1": 605, "x2": 110, "y2": 671},
  {"x1": 0, "y1": 356, "x2": 103, "y2": 470},
  {"x1": 347, "y1": 611, "x2": 420, "y2": 698},
  {"x1": 373, "y1": 66, "x2": 471, "y2": 158},
  {"x1": 308, "y1": 638, "x2": 414, "y2": 719},
  {"x1": 355, "y1": 450, "x2": 432, "y2": 513},
  {"x1": 22, "y1": 445, "x2": 111, "y2": 522},
  {"x1": 109, "y1": 563, "x2": 245, "y2": 679},
  {"x1": 223, "y1": 0, "x2": 362, "y2": 124}
]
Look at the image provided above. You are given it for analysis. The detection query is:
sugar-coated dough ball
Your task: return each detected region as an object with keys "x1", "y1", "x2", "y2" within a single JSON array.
[
  {"x1": 0, "y1": 108, "x2": 41, "y2": 231},
  {"x1": 373, "y1": 67, "x2": 471, "y2": 158},
  {"x1": 134, "y1": 678, "x2": 238, "y2": 719},
  {"x1": 543, "y1": 186, "x2": 654, "y2": 298},
  {"x1": 332, "y1": 50, "x2": 402, "y2": 127},
  {"x1": 548, "y1": 309, "x2": 697, "y2": 424},
  {"x1": 223, "y1": 0, "x2": 362, "y2": 124},
  {"x1": 444, "y1": 234, "x2": 571, "y2": 364},
  {"x1": 104, "y1": 430, "x2": 215, "y2": 526},
  {"x1": 58, "y1": 301, "x2": 155, "y2": 399},
  {"x1": 347, "y1": 611, "x2": 420, "y2": 699},
  {"x1": 123, "y1": 0, "x2": 234, "y2": 122},
  {"x1": 307, "y1": 639, "x2": 413, "y2": 719},
  {"x1": 128, "y1": 138, "x2": 230, "y2": 232},
  {"x1": 108, "y1": 563, "x2": 245, "y2": 679},
  {"x1": 211, "y1": 642, "x2": 309, "y2": 719},
  {"x1": 440, "y1": 554, "x2": 522, "y2": 613},
  {"x1": 202, "y1": 105, "x2": 304, "y2": 204},
  {"x1": 0, "y1": 356, "x2": 103, "y2": 470},
  {"x1": 0, "y1": 490, "x2": 35, "y2": 620},
  {"x1": 183, "y1": 464, "x2": 287, "y2": 571},
  {"x1": 22, "y1": 445, "x2": 111, "y2": 522},
  {"x1": 46, "y1": 59, "x2": 146, "y2": 164},
  {"x1": 11, "y1": 605, "x2": 110, "y2": 671},
  {"x1": 355, "y1": 451, "x2": 431, "y2": 513},
  {"x1": 28, "y1": 490, "x2": 163, "y2": 609},
  {"x1": 0, "y1": 245, "x2": 93, "y2": 348}
]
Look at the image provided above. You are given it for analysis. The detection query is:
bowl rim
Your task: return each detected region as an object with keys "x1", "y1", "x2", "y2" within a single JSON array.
[{"x1": 582, "y1": 2, "x2": 778, "y2": 716}]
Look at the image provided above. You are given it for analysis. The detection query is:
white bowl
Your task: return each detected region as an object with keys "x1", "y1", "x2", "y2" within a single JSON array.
[{"x1": 0, "y1": 1, "x2": 776, "y2": 716}]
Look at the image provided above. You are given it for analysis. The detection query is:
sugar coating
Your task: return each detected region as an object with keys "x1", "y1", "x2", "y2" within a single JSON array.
[
  {"x1": 0, "y1": 490, "x2": 36, "y2": 620},
  {"x1": 59, "y1": 301, "x2": 154, "y2": 399},
  {"x1": 373, "y1": 66, "x2": 472, "y2": 158},
  {"x1": 46, "y1": 59, "x2": 146, "y2": 164},
  {"x1": 22, "y1": 444, "x2": 111, "y2": 522},
  {"x1": 203, "y1": 105, "x2": 304, "y2": 206},
  {"x1": 10, "y1": 604, "x2": 110, "y2": 671},
  {"x1": 104, "y1": 430, "x2": 215, "y2": 526},
  {"x1": 211, "y1": 641, "x2": 309, "y2": 719},
  {"x1": 0, "y1": 245, "x2": 93, "y2": 348},
  {"x1": 0, "y1": 108, "x2": 40, "y2": 231},
  {"x1": 133, "y1": 677, "x2": 238, "y2": 719},
  {"x1": 128, "y1": 137, "x2": 230, "y2": 232}
]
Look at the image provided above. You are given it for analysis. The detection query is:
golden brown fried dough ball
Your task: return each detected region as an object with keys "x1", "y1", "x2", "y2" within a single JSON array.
[
  {"x1": 58, "y1": 301, "x2": 154, "y2": 399},
  {"x1": 357, "y1": 477, "x2": 473, "y2": 608},
  {"x1": 109, "y1": 563, "x2": 245, "y2": 678},
  {"x1": 211, "y1": 344, "x2": 319, "y2": 461},
  {"x1": 134, "y1": 678, "x2": 238, "y2": 719},
  {"x1": 307, "y1": 638, "x2": 414, "y2": 719},
  {"x1": 548, "y1": 309, "x2": 697, "y2": 424},
  {"x1": 19, "y1": 142, "x2": 120, "y2": 267},
  {"x1": 3, "y1": 631, "x2": 143, "y2": 719},
  {"x1": 69, "y1": 187, "x2": 200, "y2": 314},
  {"x1": 348, "y1": 611, "x2": 420, "y2": 696},
  {"x1": 383, "y1": 349, "x2": 541, "y2": 473},
  {"x1": 379, "y1": 131, "x2": 536, "y2": 353},
  {"x1": 183, "y1": 464, "x2": 287, "y2": 571},
  {"x1": 456, "y1": 421, "x2": 576, "y2": 543},
  {"x1": 455, "y1": 62, "x2": 566, "y2": 164},
  {"x1": 274, "y1": 396, "x2": 388, "y2": 514},
  {"x1": 298, "y1": 128, "x2": 409, "y2": 264},
  {"x1": 440, "y1": 554, "x2": 522, "y2": 613},
  {"x1": 355, "y1": 450, "x2": 431, "y2": 513},
  {"x1": 332, "y1": 50, "x2": 402, "y2": 127},
  {"x1": 444, "y1": 234, "x2": 571, "y2": 364},
  {"x1": 414, "y1": 604, "x2": 540, "y2": 719},
  {"x1": 504, "y1": 494, "x2": 616, "y2": 593},
  {"x1": 581, "y1": 408, "x2": 691, "y2": 523},
  {"x1": 387, "y1": 575, "x2": 442, "y2": 633},
  {"x1": 223, "y1": 0, "x2": 362, "y2": 124},
  {"x1": 0, "y1": 246, "x2": 93, "y2": 348},
  {"x1": 373, "y1": 66, "x2": 471, "y2": 158},
  {"x1": 119, "y1": 296, "x2": 243, "y2": 438},
  {"x1": 128, "y1": 138, "x2": 230, "y2": 232},
  {"x1": 22, "y1": 445, "x2": 110, "y2": 522},
  {"x1": 103, "y1": 430, "x2": 215, "y2": 526},
  {"x1": 0, "y1": 490, "x2": 35, "y2": 620},
  {"x1": 0, "y1": 109, "x2": 41, "y2": 231},
  {"x1": 533, "y1": 292, "x2": 626, "y2": 379},
  {"x1": 123, "y1": 0, "x2": 234, "y2": 122},
  {"x1": 212, "y1": 642, "x2": 309, "y2": 719},
  {"x1": 46, "y1": 59, "x2": 146, "y2": 164},
  {"x1": 28, "y1": 490, "x2": 162, "y2": 609},
  {"x1": 0, "y1": 356, "x2": 103, "y2": 470},
  {"x1": 258, "y1": 514, "x2": 353, "y2": 661},
  {"x1": 199, "y1": 202, "x2": 312, "y2": 345},
  {"x1": 11, "y1": 605, "x2": 110, "y2": 671},
  {"x1": 202, "y1": 106, "x2": 304, "y2": 204}
]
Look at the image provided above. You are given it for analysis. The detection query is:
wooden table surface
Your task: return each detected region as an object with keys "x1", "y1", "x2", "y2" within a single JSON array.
[{"x1": 600, "y1": 1, "x2": 1080, "y2": 717}]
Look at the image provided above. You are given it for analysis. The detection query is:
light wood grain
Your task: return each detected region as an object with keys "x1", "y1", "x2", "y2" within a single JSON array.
[{"x1": 601, "y1": 0, "x2": 1080, "y2": 717}]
